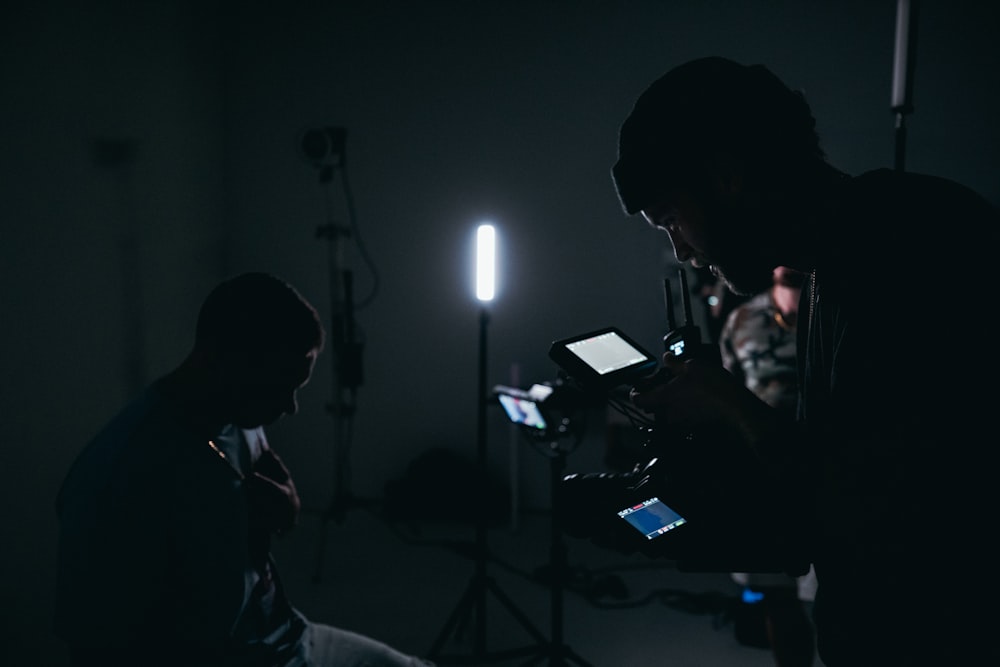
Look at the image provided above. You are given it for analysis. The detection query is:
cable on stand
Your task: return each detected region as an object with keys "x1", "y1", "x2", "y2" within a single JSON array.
[{"x1": 299, "y1": 127, "x2": 377, "y2": 583}]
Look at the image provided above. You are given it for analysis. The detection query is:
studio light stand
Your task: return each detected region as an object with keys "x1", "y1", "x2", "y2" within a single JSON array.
[
  {"x1": 428, "y1": 225, "x2": 550, "y2": 664},
  {"x1": 891, "y1": 0, "x2": 918, "y2": 173},
  {"x1": 493, "y1": 380, "x2": 596, "y2": 667},
  {"x1": 525, "y1": 438, "x2": 596, "y2": 667},
  {"x1": 299, "y1": 127, "x2": 371, "y2": 583}
]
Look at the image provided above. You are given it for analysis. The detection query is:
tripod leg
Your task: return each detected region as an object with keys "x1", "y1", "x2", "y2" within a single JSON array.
[
  {"x1": 428, "y1": 576, "x2": 480, "y2": 657},
  {"x1": 486, "y1": 576, "x2": 549, "y2": 645},
  {"x1": 520, "y1": 652, "x2": 549, "y2": 666},
  {"x1": 520, "y1": 646, "x2": 597, "y2": 667},
  {"x1": 563, "y1": 647, "x2": 596, "y2": 667},
  {"x1": 543, "y1": 451, "x2": 596, "y2": 667}
]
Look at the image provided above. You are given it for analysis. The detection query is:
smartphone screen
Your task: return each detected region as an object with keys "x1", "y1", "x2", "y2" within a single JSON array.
[{"x1": 617, "y1": 496, "x2": 687, "y2": 540}]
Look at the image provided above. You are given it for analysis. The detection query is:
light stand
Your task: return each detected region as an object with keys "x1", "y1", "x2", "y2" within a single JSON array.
[
  {"x1": 494, "y1": 382, "x2": 595, "y2": 667},
  {"x1": 524, "y1": 438, "x2": 595, "y2": 667},
  {"x1": 428, "y1": 225, "x2": 549, "y2": 664},
  {"x1": 301, "y1": 127, "x2": 369, "y2": 583},
  {"x1": 891, "y1": 0, "x2": 918, "y2": 172}
]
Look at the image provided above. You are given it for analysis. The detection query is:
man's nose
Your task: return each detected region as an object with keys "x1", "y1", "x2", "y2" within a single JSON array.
[{"x1": 664, "y1": 227, "x2": 693, "y2": 263}]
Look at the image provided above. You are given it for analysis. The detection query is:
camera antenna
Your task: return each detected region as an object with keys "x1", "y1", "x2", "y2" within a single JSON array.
[
  {"x1": 663, "y1": 267, "x2": 702, "y2": 358},
  {"x1": 663, "y1": 277, "x2": 677, "y2": 332},
  {"x1": 679, "y1": 267, "x2": 694, "y2": 328}
]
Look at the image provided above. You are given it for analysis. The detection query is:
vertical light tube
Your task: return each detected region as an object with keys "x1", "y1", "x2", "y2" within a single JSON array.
[{"x1": 476, "y1": 224, "x2": 496, "y2": 302}]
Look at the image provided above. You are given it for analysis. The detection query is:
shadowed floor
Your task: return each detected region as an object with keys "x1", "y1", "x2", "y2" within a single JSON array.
[{"x1": 273, "y1": 506, "x2": 824, "y2": 667}]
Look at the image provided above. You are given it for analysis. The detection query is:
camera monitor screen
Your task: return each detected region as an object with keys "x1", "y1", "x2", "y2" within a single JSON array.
[
  {"x1": 497, "y1": 394, "x2": 547, "y2": 430},
  {"x1": 618, "y1": 496, "x2": 687, "y2": 540},
  {"x1": 549, "y1": 327, "x2": 658, "y2": 390}
]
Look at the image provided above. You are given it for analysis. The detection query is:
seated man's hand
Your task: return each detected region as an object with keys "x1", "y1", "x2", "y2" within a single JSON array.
[{"x1": 248, "y1": 449, "x2": 300, "y2": 535}]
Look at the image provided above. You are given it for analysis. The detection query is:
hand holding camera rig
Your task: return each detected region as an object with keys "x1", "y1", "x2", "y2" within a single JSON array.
[{"x1": 544, "y1": 270, "x2": 809, "y2": 576}]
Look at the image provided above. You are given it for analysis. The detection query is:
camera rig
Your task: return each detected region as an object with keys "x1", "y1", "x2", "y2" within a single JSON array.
[
  {"x1": 542, "y1": 270, "x2": 808, "y2": 574},
  {"x1": 545, "y1": 268, "x2": 703, "y2": 450},
  {"x1": 492, "y1": 377, "x2": 596, "y2": 458},
  {"x1": 542, "y1": 271, "x2": 699, "y2": 543}
]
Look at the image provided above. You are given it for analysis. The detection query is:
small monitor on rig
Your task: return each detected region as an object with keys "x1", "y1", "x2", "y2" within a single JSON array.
[
  {"x1": 548, "y1": 326, "x2": 658, "y2": 391},
  {"x1": 617, "y1": 496, "x2": 688, "y2": 541},
  {"x1": 497, "y1": 393, "x2": 548, "y2": 431}
]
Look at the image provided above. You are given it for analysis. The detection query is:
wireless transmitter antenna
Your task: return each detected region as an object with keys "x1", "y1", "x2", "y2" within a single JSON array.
[
  {"x1": 679, "y1": 267, "x2": 694, "y2": 328},
  {"x1": 663, "y1": 277, "x2": 677, "y2": 333}
]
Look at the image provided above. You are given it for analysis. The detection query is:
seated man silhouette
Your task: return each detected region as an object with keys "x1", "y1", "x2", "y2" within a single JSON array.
[{"x1": 55, "y1": 272, "x2": 433, "y2": 667}]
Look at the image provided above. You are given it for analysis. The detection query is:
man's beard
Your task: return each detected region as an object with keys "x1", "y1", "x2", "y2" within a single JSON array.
[
  {"x1": 712, "y1": 262, "x2": 774, "y2": 297},
  {"x1": 701, "y1": 199, "x2": 777, "y2": 297}
]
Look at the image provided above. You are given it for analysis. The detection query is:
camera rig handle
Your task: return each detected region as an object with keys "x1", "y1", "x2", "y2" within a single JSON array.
[
  {"x1": 663, "y1": 268, "x2": 702, "y2": 358},
  {"x1": 630, "y1": 268, "x2": 704, "y2": 395}
]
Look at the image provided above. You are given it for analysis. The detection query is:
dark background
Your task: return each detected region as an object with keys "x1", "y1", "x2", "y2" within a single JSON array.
[{"x1": 2, "y1": 1, "x2": 997, "y2": 664}]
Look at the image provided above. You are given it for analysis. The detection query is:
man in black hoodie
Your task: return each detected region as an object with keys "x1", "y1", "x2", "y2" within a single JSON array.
[{"x1": 605, "y1": 57, "x2": 999, "y2": 665}]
